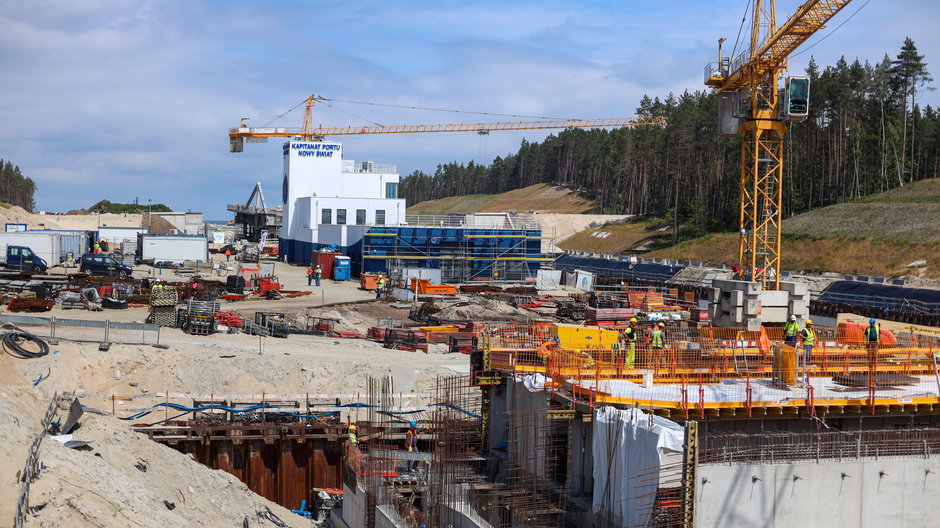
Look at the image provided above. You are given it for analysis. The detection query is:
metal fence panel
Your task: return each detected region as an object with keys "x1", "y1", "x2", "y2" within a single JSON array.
[{"x1": 0, "y1": 315, "x2": 161, "y2": 346}]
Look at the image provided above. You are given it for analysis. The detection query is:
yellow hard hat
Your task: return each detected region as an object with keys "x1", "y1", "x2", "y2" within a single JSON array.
[
  {"x1": 349, "y1": 424, "x2": 357, "y2": 431},
  {"x1": 658, "y1": 322, "x2": 666, "y2": 327},
  {"x1": 630, "y1": 318, "x2": 637, "y2": 323},
  {"x1": 805, "y1": 319, "x2": 813, "y2": 325}
]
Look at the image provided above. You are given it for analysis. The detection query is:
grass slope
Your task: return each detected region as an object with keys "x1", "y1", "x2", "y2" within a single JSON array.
[
  {"x1": 557, "y1": 221, "x2": 661, "y2": 253},
  {"x1": 407, "y1": 184, "x2": 593, "y2": 214},
  {"x1": 646, "y1": 178, "x2": 940, "y2": 277}
]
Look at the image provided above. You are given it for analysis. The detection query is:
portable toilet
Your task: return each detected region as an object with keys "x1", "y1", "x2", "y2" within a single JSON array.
[{"x1": 333, "y1": 256, "x2": 351, "y2": 280}]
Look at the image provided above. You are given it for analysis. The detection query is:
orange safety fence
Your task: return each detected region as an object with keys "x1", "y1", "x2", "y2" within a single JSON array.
[{"x1": 484, "y1": 325, "x2": 940, "y2": 415}]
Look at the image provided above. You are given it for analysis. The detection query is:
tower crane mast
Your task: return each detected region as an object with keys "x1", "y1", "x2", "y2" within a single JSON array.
[{"x1": 706, "y1": 0, "x2": 852, "y2": 290}]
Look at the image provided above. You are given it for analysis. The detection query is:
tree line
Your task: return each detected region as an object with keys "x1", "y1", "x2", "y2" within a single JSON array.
[
  {"x1": 400, "y1": 39, "x2": 937, "y2": 239},
  {"x1": 0, "y1": 159, "x2": 37, "y2": 211}
]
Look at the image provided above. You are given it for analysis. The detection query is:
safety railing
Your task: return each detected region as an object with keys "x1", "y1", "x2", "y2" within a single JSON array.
[
  {"x1": 486, "y1": 325, "x2": 940, "y2": 416},
  {"x1": 1, "y1": 314, "x2": 161, "y2": 346}
]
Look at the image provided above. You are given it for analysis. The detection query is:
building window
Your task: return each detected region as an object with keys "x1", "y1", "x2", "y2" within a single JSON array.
[
  {"x1": 321, "y1": 208, "x2": 332, "y2": 224},
  {"x1": 336, "y1": 209, "x2": 347, "y2": 225},
  {"x1": 385, "y1": 182, "x2": 398, "y2": 199},
  {"x1": 375, "y1": 210, "x2": 386, "y2": 225},
  {"x1": 356, "y1": 209, "x2": 366, "y2": 225}
]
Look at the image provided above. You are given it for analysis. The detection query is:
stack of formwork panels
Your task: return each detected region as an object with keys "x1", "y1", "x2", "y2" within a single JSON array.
[
  {"x1": 707, "y1": 279, "x2": 810, "y2": 328},
  {"x1": 149, "y1": 285, "x2": 179, "y2": 327}
]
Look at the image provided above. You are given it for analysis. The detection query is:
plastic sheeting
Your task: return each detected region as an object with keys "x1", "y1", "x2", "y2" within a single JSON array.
[
  {"x1": 522, "y1": 373, "x2": 549, "y2": 392},
  {"x1": 592, "y1": 406, "x2": 684, "y2": 528},
  {"x1": 536, "y1": 269, "x2": 562, "y2": 290}
]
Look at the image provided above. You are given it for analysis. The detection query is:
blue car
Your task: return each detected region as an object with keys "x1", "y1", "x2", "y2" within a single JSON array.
[{"x1": 79, "y1": 253, "x2": 133, "y2": 278}]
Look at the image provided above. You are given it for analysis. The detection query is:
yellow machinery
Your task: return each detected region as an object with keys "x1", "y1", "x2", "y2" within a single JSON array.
[
  {"x1": 553, "y1": 323, "x2": 619, "y2": 350},
  {"x1": 229, "y1": 95, "x2": 666, "y2": 152},
  {"x1": 705, "y1": 0, "x2": 852, "y2": 290}
]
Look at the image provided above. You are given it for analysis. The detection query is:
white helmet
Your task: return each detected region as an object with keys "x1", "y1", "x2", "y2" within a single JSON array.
[{"x1": 790, "y1": 315, "x2": 796, "y2": 321}]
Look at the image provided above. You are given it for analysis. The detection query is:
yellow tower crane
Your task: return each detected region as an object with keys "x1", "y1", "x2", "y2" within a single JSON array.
[
  {"x1": 229, "y1": 94, "x2": 666, "y2": 152},
  {"x1": 705, "y1": 0, "x2": 852, "y2": 290}
]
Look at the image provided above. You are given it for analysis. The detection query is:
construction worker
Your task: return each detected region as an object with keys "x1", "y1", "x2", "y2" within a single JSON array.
[
  {"x1": 799, "y1": 319, "x2": 815, "y2": 372},
  {"x1": 623, "y1": 318, "x2": 638, "y2": 369},
  {"x1": 865, "y1": 318, "x2": 881, "y2": 369},
  {"x1": 536, "y1": 337, "x2": 559, "y2": 364},
  {"x1": 405, "y1": 422, "x2": 420, "y2": 471},
  {"x1": 784, "y1": 315, "x2": 800, "y2": 346},
  {"x1": 92, "y1": 242, "x2": 100, "y2": 254},
  {"x1": 306, "y1": 263, "x2": 314, "y2": 286},
  {"x1": 375, "y1": 274, "x2": 386, "y2": 299},
  {"x1": 225, "y1": 248, "x2": 231, "y2": 262},
  {"x1": 347, "y1": 424, "x2": 358, "y2": 447},
  {"x1": 314, "y1": 265, "x2": 322, "y2": 287},
  {"x1": 648, "y1": 322, "x2": 666, "y2": 370}
]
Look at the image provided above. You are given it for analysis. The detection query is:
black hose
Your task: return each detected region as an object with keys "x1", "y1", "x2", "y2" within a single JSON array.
[{"x1": 2, "y1": 331, "x2": 50, "y2": 359}]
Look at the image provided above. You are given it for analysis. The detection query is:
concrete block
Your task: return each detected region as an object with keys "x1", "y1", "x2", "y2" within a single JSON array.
[
  {"x1": 778, "y1": 280, "x2": 809, "y2": 296},
  {"x1": 759, "y1": 306, "x2": 789, "y2": 323},
  {"x1": 744, "y1": 299, "x2": 762, "y2": 316},
  {"x1": 788, "y1": 300, "x2": 808, "y2": 315},
  {"x1": 721, "y1": 306, "x2": 744, "y2": 322},
  {"x1": 729, "y1": 289, "x2": 744, "y2": 305},
  {"x1": 708, "y1": 287, "x2": 721, "y2": 302},
  {"x1": 745, "y1": 318, "x2": 761, "y2": 331},
  {"x1": 759, "y1": 290, "x2": 790, "y2": 307}
]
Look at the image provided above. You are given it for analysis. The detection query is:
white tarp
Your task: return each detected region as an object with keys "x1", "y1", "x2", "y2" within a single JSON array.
[
  {"x1": 592, "y1": 406, "x2": 684, "y2": 528},
  {"x1": 522, "y1": 373, "x2": 549, "y2": 392},
  {"x1": 536, "y1": 269, "x2": 562, "y2": 291},
  {"x1": 575, "y1": 270, "x2": 595, "y2": 292},
  {"x1": 564, "y1": 271, "x2": 577, "y2": 287}
]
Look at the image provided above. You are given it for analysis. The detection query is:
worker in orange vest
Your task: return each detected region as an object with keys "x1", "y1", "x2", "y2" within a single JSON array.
[{"x1": 306, "y1": 264, "x2": 314, "y2": 286}]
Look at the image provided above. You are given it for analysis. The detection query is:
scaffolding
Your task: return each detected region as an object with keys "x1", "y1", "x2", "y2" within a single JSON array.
[{"x1": 359, "y1": 214, "x2": 555, "y2": 283}]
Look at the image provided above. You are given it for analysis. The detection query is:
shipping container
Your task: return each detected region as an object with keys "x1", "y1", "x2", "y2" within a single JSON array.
[{"x1": 137, "y1": 234, "x2": 209, "y2": 264}]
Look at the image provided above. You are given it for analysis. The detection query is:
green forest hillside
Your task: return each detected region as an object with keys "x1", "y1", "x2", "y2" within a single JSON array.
[{"x1": 400, "y1": 39, "x2": 938, "y2": 242}]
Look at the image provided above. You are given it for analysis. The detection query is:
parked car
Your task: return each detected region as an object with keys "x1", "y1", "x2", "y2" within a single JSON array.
[
  {"x1": 79, "y1": 253, "x2": 133, "y2": 278},
  {"x1": 0, "y1": 245, "x2": 48, "y2": 271}
]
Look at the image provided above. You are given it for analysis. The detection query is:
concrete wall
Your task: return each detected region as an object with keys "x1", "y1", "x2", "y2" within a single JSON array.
[
  {"x1": 696, "y1": 456, "x2": 940, "y2": 528},
  {"x1": 154, "y1": 212, "x2": 204, "y2": 235}
]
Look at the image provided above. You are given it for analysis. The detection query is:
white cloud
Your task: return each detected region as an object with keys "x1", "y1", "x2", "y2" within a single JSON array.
[{"x1": 0, "y1": 0, "x2": 937, "y2": 217}]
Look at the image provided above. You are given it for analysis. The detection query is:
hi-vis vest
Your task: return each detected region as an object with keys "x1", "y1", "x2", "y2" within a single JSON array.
[
  {"x1": 784, "y1": 321, "x2": 799, "y2": 338},
  {"x1": 801, "y1": 328, "x2": 815, "y2": 346},
  {"x1": 651, "y1": 330, "x2": 664, "y2": 348},
  {"x1": 865, "y1": 324, "x2": 881, "y2": 342}
]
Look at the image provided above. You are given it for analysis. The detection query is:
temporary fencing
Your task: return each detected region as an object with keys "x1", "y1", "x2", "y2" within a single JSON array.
[{"x1": 1, "y1": 314, "x2": 161, "y2": 346}]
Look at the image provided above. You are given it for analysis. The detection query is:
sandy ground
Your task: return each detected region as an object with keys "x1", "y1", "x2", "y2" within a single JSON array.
[
  {"x1": 535, "y1": 213, "x2": 631, "y2": 252},
  {"x1": 0, "y1": 206, "x2": 144, "y2": 230},
  {"x1": 0, "y1": 255, "x2": 491, "y2": 527},
  {"x1": 0, "y1": 387, "x2": 313, "y2": 527}
]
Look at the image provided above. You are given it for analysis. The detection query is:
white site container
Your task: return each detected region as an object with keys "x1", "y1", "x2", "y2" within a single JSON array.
[
  {"x1": 138, "y1": 234, "x2": 209, "y2": 264},
  {"x1": 0, "y1": 231, "x2": 68, "y2": 265}
]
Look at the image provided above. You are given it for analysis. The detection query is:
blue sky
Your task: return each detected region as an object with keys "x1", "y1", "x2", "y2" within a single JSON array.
[{"x1": 1, "y1": 0, "x2": 937, "y2": 219}]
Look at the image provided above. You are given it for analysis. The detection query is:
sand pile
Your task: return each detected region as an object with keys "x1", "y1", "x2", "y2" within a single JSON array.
[
  {"x1": 0, "y1": 387, "x2": 307, "y2": 527},
  {"x1": 435, "y1": 298, "x2": 524, "y2": 321},
  {"x1": 0, "y1": 205, "x2": 143, "y2": 231}
]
